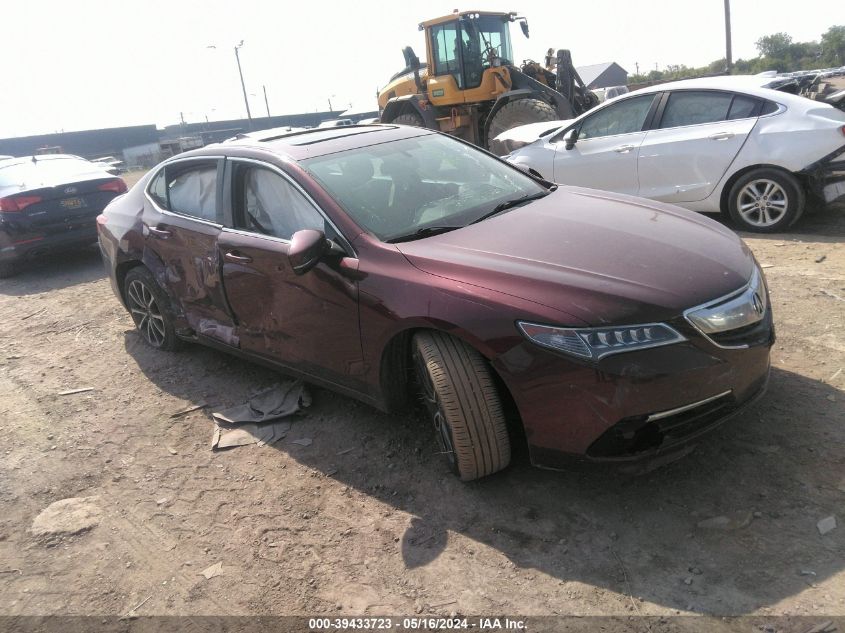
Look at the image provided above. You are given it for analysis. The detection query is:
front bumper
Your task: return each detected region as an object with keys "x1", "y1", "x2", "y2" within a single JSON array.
[{"x1": 494, "y1": 308, "x2": 774, "y2": 469}]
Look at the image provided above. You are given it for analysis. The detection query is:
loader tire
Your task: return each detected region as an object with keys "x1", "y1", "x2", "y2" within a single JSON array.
[
  {"x1": 413, "y1": 331, "x2": 511, "y2": 481},
  {"x1": 486, "y1": 98, "x2": 558, "y2": 149},
  {"x1": 390, "y1": 112, "x2": 424, "y2": 127}
]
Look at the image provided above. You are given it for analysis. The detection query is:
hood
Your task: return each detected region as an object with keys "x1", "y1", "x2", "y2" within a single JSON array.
[{"x1": 395, "y1": 187, "x2": 755, "y2": 326}]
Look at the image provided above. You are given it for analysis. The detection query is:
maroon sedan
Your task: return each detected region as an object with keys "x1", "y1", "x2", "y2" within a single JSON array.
[{"x1": 97, "y1": 125, "x2": 773, "y2": 480}]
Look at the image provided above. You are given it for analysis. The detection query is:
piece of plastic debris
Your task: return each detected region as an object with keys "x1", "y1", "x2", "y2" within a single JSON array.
[
  {"x1": 200, "y1": 562, "x2": 223, "y2": 580},
  {"x1": 337, "y1": 447, "x2": 355, "y2": 455},
  {"x1": 817, "y1": 516, "x2": 837, "y2": 535},
  {"x1": 58, "y1": 387, "x2": 94, "y2": 396},
  {"x1": 291, "y1": 438, "x2": 313, "y2": 447}
]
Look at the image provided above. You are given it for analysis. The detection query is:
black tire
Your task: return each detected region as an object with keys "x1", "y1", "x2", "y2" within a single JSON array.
[
  {"x1": 486, "y1": 98, "x2": 558, "y2": 149},
  {"x1": 390, "y1": 112, "x2": 424, "y2": 127},
  {"x1": 727, "y1": 168, "x2": 804, "y2": 233},
  {"x1": 0, "y1": 262, "x2": 20, "y2": 279},
  {"x1": 413, "y1": 331, "x2": 511, "y2": 481},
  {"x1": 123, "y1": 267, "x2": 182, "y2": 351}
]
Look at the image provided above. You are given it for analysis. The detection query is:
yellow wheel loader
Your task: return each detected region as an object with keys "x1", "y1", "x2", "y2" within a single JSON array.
[{"x1": 377, "y1": 11, "x2": 599, "y2": 153}]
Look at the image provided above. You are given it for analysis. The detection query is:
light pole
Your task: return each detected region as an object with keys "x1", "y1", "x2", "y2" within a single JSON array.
[
  {"x1": 263, "y1": 85, "x2": 271, "y2": 118},
  {"x1": 724, "y1": 0, "x2": 733, "y2": 74},
  {"x1": 233, "y1": 41, "x2": 253, "y2": 129}
]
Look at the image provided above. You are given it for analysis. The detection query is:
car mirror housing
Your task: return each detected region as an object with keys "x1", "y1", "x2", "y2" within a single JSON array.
[
  {"x1": 288, "y1": 229, "x2": 328, "y2": 275},
  {"x1": 564, "y1": 129, "x2": 578, "y2": 150}
]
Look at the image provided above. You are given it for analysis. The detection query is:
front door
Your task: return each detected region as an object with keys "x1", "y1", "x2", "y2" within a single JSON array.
[
  {"x1": 219, "y1": 160, "x2": 363, "y2": 387},
  {"x1": 552, "y1": 94, "x2": 658, "y2": 195}
]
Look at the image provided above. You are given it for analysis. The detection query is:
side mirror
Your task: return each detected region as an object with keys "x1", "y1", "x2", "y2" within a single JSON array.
[
  {"x1": 563, "y1": 128, "x2": 578, "y2": 150},
  {"x1": 519, "y1": 19, "x2": 529, "y2": 39},
  {"x1": 288, "y1": 229, "x2": 328, "y2": 275}
]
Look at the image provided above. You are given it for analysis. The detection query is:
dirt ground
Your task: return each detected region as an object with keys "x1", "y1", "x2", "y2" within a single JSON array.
[{"x1": 0, "y1": 171, "x2": 843, "y2": 622}]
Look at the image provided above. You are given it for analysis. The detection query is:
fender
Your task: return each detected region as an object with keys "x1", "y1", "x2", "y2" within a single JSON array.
[{"x1": 381, "y1": 95, "x2": 438, "y2": 129}]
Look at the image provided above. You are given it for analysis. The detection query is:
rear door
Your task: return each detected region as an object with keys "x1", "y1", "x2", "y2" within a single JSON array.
[
  {"x1": 637, "y1": 90, "x2": 760, "y2": 203},
  {"x1": 218, "y1": 159, "x2": 363, "y2": 387},
  {"x1": 551, "y1": 94, "x2": 659, "y2": 195},
  {"x1": 142, "y1": 157, "x2": 237, "y2": 343}
]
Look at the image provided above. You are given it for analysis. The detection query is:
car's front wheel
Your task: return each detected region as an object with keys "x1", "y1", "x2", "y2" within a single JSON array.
[
  {"x1": 124, "y1": 267, "x2": 182, "y2": 351},
  {"x1": 727, "y1": 168, "x2": 804, "y2": 232},
  {"x1": 412, "y1": 331, "x2": 511, "y2": 481}
]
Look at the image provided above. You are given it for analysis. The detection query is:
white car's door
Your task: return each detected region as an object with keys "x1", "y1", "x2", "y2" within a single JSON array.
[
  {"x1": 638, "y1": 90, "x2": 759, "y2": 203},
  {"x1": 552, "y1": 94, "x2": 658, "y2": 195}
]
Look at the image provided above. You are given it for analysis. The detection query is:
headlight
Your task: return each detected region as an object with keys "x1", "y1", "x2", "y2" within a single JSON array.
[
  {"x1": 517, "y1": 321, "x2": 686, "y2": 360},
  {"x1": 684, "y1": 267, "x2": 767, "y2": 335}
]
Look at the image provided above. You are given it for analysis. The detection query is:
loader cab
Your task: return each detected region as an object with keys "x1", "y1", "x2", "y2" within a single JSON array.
[{"x1": 424, "y1": 12, "x2": 516, "y2": 98}]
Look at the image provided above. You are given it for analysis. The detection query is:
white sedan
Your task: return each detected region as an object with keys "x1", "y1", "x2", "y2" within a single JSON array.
[{"x1": 496, "y1": 76, "x2": 845, "y2": 232}]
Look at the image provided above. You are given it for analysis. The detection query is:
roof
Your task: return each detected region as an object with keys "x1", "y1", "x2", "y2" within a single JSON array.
[
  {"x1": 576, "y1": 62, "x2": 627, "y2": 87},
  {"x1": 206, "y1": 124, "x2": 435, "y2": 161}
]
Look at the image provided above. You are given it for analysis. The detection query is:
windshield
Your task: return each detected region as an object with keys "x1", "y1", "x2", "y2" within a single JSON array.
[
  {"x1": 460, "y1": 15, "x2": 513, "y2": 88},
  {"x1": 0, "y1": 157, "x2": 108, "y2": 188},
  {"x1": 303, "y1": 133, "x2": 545, "y2": 242}
]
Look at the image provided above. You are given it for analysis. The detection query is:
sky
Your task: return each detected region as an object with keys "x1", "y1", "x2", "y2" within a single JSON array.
[{"x1": 0, "y1": 0, "x2": 839, "y2": 138}]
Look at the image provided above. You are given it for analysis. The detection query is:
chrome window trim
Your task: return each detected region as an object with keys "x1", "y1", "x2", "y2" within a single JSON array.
[
  {"x1": 646, "y1": 390, "x2": 733, "y2": 422},
  {"x1": 220, "y1": 226, "x2": 290, "y2": 246},
  {"x1": 226, "y1": 156, "x2": 356, "y2": 257},
  {"x1": 683, "y1": 267, "x2": 767, "y2": 350},
  {"x1": 143, "y1": 155, "x2": 225, "y2": 228}
]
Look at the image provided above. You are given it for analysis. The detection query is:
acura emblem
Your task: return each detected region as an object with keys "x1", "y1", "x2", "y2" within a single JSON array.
[
  {"x1": 751, "y1": 292, "x2": 764, "y2": 315},
  {"x1": 64, "y1": 186, "x2": 77, "y2": 194}
]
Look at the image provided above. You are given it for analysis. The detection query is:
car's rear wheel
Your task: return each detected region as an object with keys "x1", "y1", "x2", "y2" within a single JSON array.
[
  {"x1": 727, "y1": 168, "x2": 804, "y2": 232},
  {"x1": 124, "y1": 267, "x2": 182, "y2": 351},
  {"x1": 412, "y1": 331, "x2": 511, "y2": 481}
]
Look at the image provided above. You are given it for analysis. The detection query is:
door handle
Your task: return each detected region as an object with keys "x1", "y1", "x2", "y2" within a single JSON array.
[
  {"x1": 613, "y1": 144, "x2": 635, "y2": 153},
  {"x1": 708, "y1": 132, "x2": 735, "y2": 141},
  {"x1": 224, "y1": 251, "x2": 253, "y2": 264},
  {"x1": 146, "y1": 225, "x2": 171, "y2": 239}
]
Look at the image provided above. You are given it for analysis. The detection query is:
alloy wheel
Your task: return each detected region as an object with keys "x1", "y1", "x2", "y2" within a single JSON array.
[
  {"x1": 126, "y1": 279, "x2": 167, "y2": 348},
  {"x1": 413, "y1": 349, "x2": 457, "y2": 469},
  {"x1": 736, "y1": 179, "x2": 789, "y2": 228}
]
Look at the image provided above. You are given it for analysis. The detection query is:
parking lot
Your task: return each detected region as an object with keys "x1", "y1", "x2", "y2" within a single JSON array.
[{"x1": 0, "y1": 162, "x2": 842, "y2": 621}]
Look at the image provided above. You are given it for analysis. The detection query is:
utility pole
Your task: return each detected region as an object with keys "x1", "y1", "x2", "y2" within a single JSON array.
[
  {"x1": 327, "y1": 97, "x2": 333, "y2": 112},
  {"x1": 263, "y1": 85, "x2": 271, "y2": 118},
  {"x1": 635, "y1": 62, "x2": 639, "y2": 75},
  {"x1": 724, "y1": 0, "x2": 733, "y2": 73},
  {"x1": 234, "y1": 41, "x2": 253, "y2": 129}
]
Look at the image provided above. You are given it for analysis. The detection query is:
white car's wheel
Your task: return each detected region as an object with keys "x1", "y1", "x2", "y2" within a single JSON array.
[{"x1": 727, "y1": 169, "x2": 804, "y2": 233}]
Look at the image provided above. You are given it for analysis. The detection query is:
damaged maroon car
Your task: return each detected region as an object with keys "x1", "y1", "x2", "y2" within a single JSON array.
[{"x1": 97, "y1": 125, "x2": 773, "y2": 481}]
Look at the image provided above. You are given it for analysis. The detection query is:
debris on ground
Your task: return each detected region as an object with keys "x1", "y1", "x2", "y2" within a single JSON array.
[
  {"x1": 200, "y1": 562, "x2": 223, "y2": 580},
  {"x1": 170, "y1": 402, "x2": 208, "y2": 418},
  {"x1": 57, "y1": 387, "x2": 94, "y2": 396},
  {"x1": 291, "y1": 437, "x2": 313, "y2": 447},
  {"x1": 696, "y1": 512, "x2": 753, "y2": 531},
  {"x1": 29, "y1": 496, "x2": 101, "y2": 537},
  {"x1": 210, "y1": 381, "x2": 309, "y2": 450},
  {"x1": 817, "y1": 516, "x2": 837, "y2": 535},
  {"x1": 815, "y1": 255, "x2": 827, "y2": 263}
]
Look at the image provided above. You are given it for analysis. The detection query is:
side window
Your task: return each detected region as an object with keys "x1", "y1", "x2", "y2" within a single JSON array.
[
  {"x1": 660, "y1": 91, "x2": 733, "y2": 128},
  {"x1": 727, "y1": 94, "x2": 761, "y2": 120},
  {"x1": 236, "y1": 166, "x2": 325, "y2": 240},
  {"x1": 148, "y1": 168, "x2": 167, "y2": 208},
  {"x1": 165, "y1": 162, "x2": 218, "y2": 222},
  {"x1": 431, "y1": 23, "x2": 461, "y2": 86},
  {"x1": 578, "y1": 95, "x2": 655, "y2": 140}
]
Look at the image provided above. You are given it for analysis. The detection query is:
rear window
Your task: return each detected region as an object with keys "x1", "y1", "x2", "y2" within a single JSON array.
[
  {"x1": 0, "y1": 157, "x2": 107, "y2": 187},
  {"x1": 660, "y1": 91, "x2": 733, "y2": 128}
]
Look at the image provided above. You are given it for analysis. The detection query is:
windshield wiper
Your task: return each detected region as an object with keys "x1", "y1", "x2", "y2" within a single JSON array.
[
  {"x1": 469, "y1": 190, "x2": 551, "y2": 225},
  {"x1": 386, "y1": 225, "x2": 462, "y2": 244}
]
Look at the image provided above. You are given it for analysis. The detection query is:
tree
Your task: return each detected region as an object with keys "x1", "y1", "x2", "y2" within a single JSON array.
[
  {"x1": 820, "y1": 25, "x2": 845, "y2": 65},
  {"x1": 756, "y1": 32, "x2": 793, "y2": 59}
]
